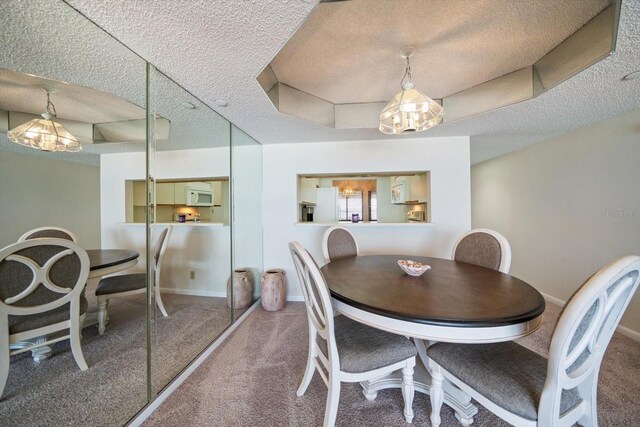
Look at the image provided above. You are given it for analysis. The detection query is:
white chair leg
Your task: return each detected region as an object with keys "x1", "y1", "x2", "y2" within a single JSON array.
[
  {"x1": 401, "y1": 359, "x2": 416, "y2": 423},
  {"x1": 0, "y1": 332, "x2": 9, "y2": 398},
  {"x1": 97, "y1": 295, "x2": 108, "y2": 335},
  {"x1": 578, "y1": 371, "x2": 599, "y2": 426},
  {"x1": 155, "y1": 285, "x2": 169, "y2": 317},
  {"x1": 324, "y1": 374, "x2": 341, "y2": 427},
  {"x1": 297, "y1": 328, "x2": 317, "y2": 397},
  {"x1": 430, "y1": 366, "x2": 445, "y2": 427},
  {"x1": 70, "y1": 314, "x2": 88, "y2": 371}
]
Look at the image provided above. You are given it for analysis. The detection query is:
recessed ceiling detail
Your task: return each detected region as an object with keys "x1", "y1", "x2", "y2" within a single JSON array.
[
  {"x1": 0, "y1": 68, "x2": 170, "y2": 145},
  {"x1": 258, "y1": 0, "x2": 619, "y2": 130}
]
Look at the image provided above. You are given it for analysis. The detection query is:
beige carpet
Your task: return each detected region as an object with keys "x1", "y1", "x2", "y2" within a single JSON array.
[
  {"x1": 144, "y1": 302, "x2": 640, "y2": 426},
  {"x1": 0, "y1": 294, "x2": 237, "y2": 426}
]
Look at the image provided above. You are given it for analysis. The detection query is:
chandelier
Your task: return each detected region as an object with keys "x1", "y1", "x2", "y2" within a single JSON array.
[
  {"x1": 7, "y1": 89, "x2": 81, "y2": 152},
  {"x1": 379, "y1": 46, "x2": 443, "y2": 135},
  {"x1": 341, "y1": 181, "x2": 355, "y2": 198}
]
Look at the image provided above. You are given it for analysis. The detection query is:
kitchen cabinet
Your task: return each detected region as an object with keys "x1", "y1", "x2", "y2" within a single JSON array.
[
  {"x1": 157, "y1": 183, "x2": 175, "y2": 204},
  {"x1": 391, "y1": 175, "x2": 428, "y2": 204},
  {"x1": 174, "y1": 182, "x2": 188, "y2": 205},
  {"x1": 299, "y1": 177, "x2": 320, "y2": 204},
  {"x1": 133, "y1": 181, "x2": 147, "y2": 206}
]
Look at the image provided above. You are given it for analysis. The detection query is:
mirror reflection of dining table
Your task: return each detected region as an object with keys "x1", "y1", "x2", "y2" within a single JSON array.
[
  {"x1": 84, "y1": 249, "x2": 140, "y2": 325},
  {"x1": 23, "y1": 248, "x2": 140, "y2": 363},
  {"x1": 321, "y1": 255, "x2": 546, "y2": 425}
]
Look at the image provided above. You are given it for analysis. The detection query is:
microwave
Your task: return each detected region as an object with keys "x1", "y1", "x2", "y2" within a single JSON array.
[{"x1": 186, "y1": 188, "x2": 214, "y2": 206}]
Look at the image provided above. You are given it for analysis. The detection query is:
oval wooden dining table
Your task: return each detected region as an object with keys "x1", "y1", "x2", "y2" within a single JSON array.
[{"x1": 321, "y1": 255, "x2": 546, "y2": 426}]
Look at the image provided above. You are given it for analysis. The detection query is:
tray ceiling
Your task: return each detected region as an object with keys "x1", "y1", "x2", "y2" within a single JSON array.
[{"x1": 44, "y1": 0, "x2": 640, "y2": 163}]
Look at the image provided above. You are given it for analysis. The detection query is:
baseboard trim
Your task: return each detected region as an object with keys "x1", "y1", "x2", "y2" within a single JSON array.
[
  {"x1": 287, "y1": 295, "x2": 304, "y2": 302},
  {"x1": 541, "y1": 292, "x2": 640, "y2": 342},
  {"x1": 127, "y1": 300, "x2": 261, "y2": 427},
  {"x1": 160, "y1": 287, "x2": 226, "y2": 298}
]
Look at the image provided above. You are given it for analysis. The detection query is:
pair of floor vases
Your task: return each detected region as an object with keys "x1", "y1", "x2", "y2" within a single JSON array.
[{"x1": 226, "y1": 268, "x2": 287, "y2": 311}]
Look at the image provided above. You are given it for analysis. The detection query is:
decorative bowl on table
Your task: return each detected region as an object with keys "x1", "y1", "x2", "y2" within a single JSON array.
[{"x1": 398, "y1": 260, "x2": 431, "y2": 277}]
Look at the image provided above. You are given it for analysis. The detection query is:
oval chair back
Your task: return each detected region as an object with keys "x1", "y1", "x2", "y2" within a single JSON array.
[
  {"x1": 18, "y1": 226, "x2": 78, "y2": 243},
  {"x1": 539, "y1": 255, "x2": 640, "y2": 425},
  {"x1": 452, "y1": 228, "x2": 511, "y2": 273},
  {"x1": 322, "y1": 226, "x2": 358, "y2": 264},
  {"x1": 0, "y1": 238, "x2": 90, "y2": 396}
]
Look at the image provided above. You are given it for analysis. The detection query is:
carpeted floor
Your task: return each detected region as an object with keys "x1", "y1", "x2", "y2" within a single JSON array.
[
  {"x1": 143, "y1": 302, "x2": 640, "y2": 427},
  {"x1": 0, "y1": 294, "x2": 239, "y2": 426}
]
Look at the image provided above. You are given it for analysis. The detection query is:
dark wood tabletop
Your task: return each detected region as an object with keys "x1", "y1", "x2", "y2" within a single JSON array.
[
  {"x1": 321, "y1": 255, "x2": 545, "y2": 327},
  {"x1": 86, "y1": 249, "x2": 139, "y2": 271}
]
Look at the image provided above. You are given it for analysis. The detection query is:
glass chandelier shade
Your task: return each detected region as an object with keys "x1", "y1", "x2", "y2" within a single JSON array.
[
  {"x1": 7, "y1": 91, "x2": 81, "y2": 152},
  {"x1": 379, "y1": 47, "x2": 443, "y2": 135},
  {"x1": 341, "y1": 185, "x2": 355, "y2": 198}
]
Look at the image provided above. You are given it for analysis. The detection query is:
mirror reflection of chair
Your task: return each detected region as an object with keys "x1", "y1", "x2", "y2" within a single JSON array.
[
  {"x1": 322, "y1": 226, "x2": 358, "y2": 264},
  {"x1": 95, "y1": 226, "x2": 172, "y2": 335},
  {"x1": 289, "y1": 241, "x2": 416, "y2": 427},
  {"x1": 18, "y1": 226, "x2": 79, "y2": 243},
  {"x1": 451, "y1": 228, "x2": 512, "y2": 273},
  {"x1": 428, "y1": 255, "x2": 640, "y2": 427},
  {"x1": 0, "y1": 238, "x2": 90, "y2": 398}
]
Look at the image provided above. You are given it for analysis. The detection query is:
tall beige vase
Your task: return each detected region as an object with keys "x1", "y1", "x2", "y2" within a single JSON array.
[
  {"x1": 261, "y1": 269, "x2": 287, "y2": 311},
  {"x1": 227, "y1": 268, "x2": 254, "y2": 309}
]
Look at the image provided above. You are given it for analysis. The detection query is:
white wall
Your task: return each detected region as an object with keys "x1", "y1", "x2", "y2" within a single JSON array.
[
  {"x1": 100, "y1": 148, "x2": 231, "y2": 296},
  {"x1": 471, "y1": 109, "x2": 640, "y2": 336},
  {"x1": 0, "y1": 150, "x2": 101, "y2": 248},
  {"x1": 262, "y1": 136, "x2": 471, "y2": 299}
]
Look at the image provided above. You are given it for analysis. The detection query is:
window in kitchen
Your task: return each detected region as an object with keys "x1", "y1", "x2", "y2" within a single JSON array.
[
  {"x1": 339, "y1": 191, "x2": 363, "y2": 222},
  {"x1": 369, "y1": 191, "x2": 377, "y2": 222}
]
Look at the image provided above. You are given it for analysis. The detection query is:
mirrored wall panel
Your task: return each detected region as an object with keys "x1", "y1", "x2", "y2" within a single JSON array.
[
  {"x1": 147, "y1": 66, "x2": 233, "y2": 395},
  {"x1": 1, "y1": 2, "x2": 263, "y2": 425},
  {"x1": 0, "y1": 0, "x2": 148, "y2": 424},
  {"x1": 231, "y1": 126, "x2": 263, "y2": 319}
]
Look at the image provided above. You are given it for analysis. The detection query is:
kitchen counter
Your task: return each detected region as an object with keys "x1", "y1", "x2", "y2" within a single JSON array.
[
  {"x1": 295, "y1": 221, "x2": 435, "y2": 227},
  {"x1": 120, "y1": 222, "x2": 228, "y2": 227}
]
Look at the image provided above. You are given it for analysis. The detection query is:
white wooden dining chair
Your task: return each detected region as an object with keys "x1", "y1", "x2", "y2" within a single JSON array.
[
  {"x1": 289, "y1": 241, "x2": 416, "y2": 427},
  {"x1": 0, "y1": 238, "x2": 90, "y2": 398},
  {"x1": 95, "y1": 226, "x2": 172, "y2": 334},
  {"x1": 18, "y1": 226, "x2": 79, "y2": 243},
  {"x1": 427, "y1": 255, "x2": 640, "y2": 427},
  {"x1": 322, "y1": 226, "x2": 359, "y2": 264},
  {"x1": 451, "y1": 228, "x2": 511, "y2": 273}
]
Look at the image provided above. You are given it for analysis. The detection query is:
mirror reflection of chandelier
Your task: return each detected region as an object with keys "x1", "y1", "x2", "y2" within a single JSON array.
[
  {"x1": 341, "y1": 181, "x2": 355, "y2": 198},
  {"x1": 7, "y1": 88, "x2": 81, "y2": 152}
]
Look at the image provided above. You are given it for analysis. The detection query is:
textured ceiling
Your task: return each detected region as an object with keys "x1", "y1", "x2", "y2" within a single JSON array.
[
  {"x1": 0, "y1": 0, "x2": 231, "y2": 165},
  {"x1": 0, "y1": 68, "x2": 145, "y2": 123},
  {"x1": 270, "y1": 0, "x2": 609, "y2": 103},
  {"x1": 17, "y1": 0, "x2": 640, "y2": 164}
]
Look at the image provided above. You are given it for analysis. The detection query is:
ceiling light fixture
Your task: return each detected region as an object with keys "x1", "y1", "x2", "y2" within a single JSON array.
[
  {"x1": 341, "y1": 181, "x2": 355, "y2": 198},
  {"x1": 7, "y1": 88, "x2": 81, "y2": 152},
  {"x1": 379, "y1": 46, "x2": 443, "y2": 135}
]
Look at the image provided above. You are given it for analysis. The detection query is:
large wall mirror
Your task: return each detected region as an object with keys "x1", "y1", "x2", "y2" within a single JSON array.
[
  {"x1": 146, "y1": 66, "x2": 233, "y2": 395},
  {"x1": 0, "y1": 1, "x2": 262, "y2": 424}
]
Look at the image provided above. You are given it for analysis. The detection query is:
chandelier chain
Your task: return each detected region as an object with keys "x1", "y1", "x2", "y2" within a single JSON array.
[
  {"x1": 401, "y1": 56, "x2": 413, "y2": 88},
  {"x1": 46, "y1": 92, "x2": 57, "y2": 117}
]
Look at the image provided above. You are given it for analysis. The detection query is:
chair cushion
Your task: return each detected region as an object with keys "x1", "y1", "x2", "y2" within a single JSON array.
[
  {"x1": 321, "y1": 315, "x2": 417, "y2": 373},
  {"x1": 327, "y1": 229, "x2": 357, "y2": 262},
  {"x1": 96, "y1": 273, "x2": 146, "y2": 296},
  {"x1": 427, "y1": 341, "x2": 582, "y2": 421},
  {"x1": 9, "y1": 295, "x2": 88, "y2": 334},
  {"x1": 454, "y1": 232, "x2": 502, "y2": 271}
]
